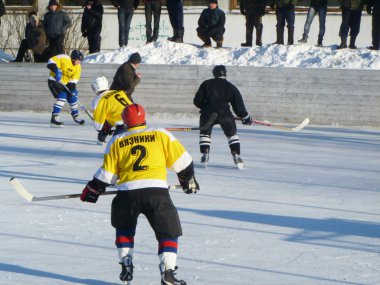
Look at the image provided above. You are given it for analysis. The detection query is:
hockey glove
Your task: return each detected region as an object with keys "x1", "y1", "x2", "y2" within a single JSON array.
[
  {"x1": 54, "y1": 68, "x2": 62, "y2": 82},
  {"x1": 80, "y1": 179, "x2": 106, "y2": 203},
  {"x1": 179, "y1": 175, "x2": 200, "y2": 194},
  {"x1": 242, "y1": 114, "x2": 253, "y2": 125}
]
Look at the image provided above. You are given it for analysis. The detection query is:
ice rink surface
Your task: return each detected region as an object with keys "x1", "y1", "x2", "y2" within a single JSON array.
[{"x1": 0, "y1": 111, "x2": 379, "y2": 285}]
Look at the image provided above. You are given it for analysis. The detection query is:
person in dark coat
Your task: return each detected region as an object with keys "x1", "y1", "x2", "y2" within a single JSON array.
[
  {"x1": 111, "y1": 0, "x2": 139, "y2": 47},
  {"x1": 269, "y1": 0, "x2": 297, "y2": 45},
  {"x1": 81, "y1": 0, "x2": 104, "y2": 53},
  {"x1": 0, "y1": 0, "x2": 5, "y2": 27},
  {"x1": 197, "y1": 0, "x2": 225, "y2": 48},
  {"x1": 13, "y1": 12, "x2": 49, "y2": 62},
  {"x1": 43, "y1": 0, "x2": 72, "y2": 57},
  {"x1": 336, "y1": 0, "x2": 366, "y2": 49},
  {"x1": 166, "y1": 0, "x2": 184, "y2": 43},
  {"x1": 143, "y1": 0, "x2": 162, "y2": 43},
  {"x1": 240, "y1": 0, "x2": 267, "y2": 47},
  {"x1": 365, "y1": 0, "x2": 380, "y2": 50},
  {"x1": 298, "y1": 0, "x2": 328, "y2": 46},
  {"x1": 193, "y1": 65, "x2": 253, "y2": 169},
  {"x1": 110, "y1": 52, "x2": 142, "y2": 102}
]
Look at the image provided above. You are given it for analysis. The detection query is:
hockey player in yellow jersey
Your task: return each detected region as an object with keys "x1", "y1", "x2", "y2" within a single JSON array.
[
  {"x1": 91, "y1": 76, "x2": 133, "y2": 144},
  {"x1": 47, "y1": 50, "x2": 85, "y2": 126},
  {"x1": 80, "y1": 103, "x2": 199, "y2": 285}
]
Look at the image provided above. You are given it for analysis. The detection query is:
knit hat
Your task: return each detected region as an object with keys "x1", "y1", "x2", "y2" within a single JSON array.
[
  {"x1": 128, "y1": 52, "x2": 142, "y2": 64},
  {"x1": 49, "y1": 0, "x2": 59, "y2": 5},
  {"x1": 209, "y1": 0, "x2": 218, "y2": 4}
]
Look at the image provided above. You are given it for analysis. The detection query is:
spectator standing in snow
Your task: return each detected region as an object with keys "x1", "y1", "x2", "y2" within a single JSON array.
[
  {"x1": 298, "y1": 0, "x2": 328, "y2": 47},
  {"x1": 166, "y1": 0, "x2": 184, "y2": 43},
  {"x1": 336, "y1": 0, "x2": 365, "y2": 49},
  {"x1": 81, "y1": 0, "x2": 104, "y2": 54},
  {"x1": 43, "y1": 0, "x2": 72, "y2": 57},
  {"x1": 197, "y1": 0, "x2": 225, "y2": 48},
  {"x1": 364, "y1": 0, "x2": 380, "y2": 50},
  {"x1": 143, "y1": 0, "x2": 162, "y2": 43},
  {"x1": 269, "y1": 0, "x2": 297, "y2": 45},
  {"x1": 111, "y1": 0, "x2": 139, "y2": 47},
  {"x1": 240, "y1": 0, "x2": 267, "y2": 47}
]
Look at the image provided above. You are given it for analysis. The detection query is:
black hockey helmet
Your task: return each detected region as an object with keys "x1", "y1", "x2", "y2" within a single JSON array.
[
  {"x1": 212, "y1": 65, "x2": 227, "y2": 78},
  {"x1": 71, "y1": 49, "x2": 84, "y2": 61}
]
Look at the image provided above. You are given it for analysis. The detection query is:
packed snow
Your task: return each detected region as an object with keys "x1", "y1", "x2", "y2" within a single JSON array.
[
  {"x1": 0, "y1": 111, "x2": 379, "y2": 285},
  {"x1": 2, "y1": 40, "x2": 380, "y2": 69}
]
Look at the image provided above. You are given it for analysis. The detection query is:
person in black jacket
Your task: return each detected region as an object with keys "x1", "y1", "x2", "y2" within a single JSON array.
[
  {"x1": 110, "y1": 52, "x2": 141, "y2": 102},
  {"x1": 13, "y1": 12, "x2": 49, "y2": 62},
  {"x1": 197, "y1": 0, "x2": 225, "y2": 48},
  {"x1": 0, "y1": 0, "x2": 5, "y2": 27},
  {"x1": 111, "y1": 0, "x2": 139, "y2": 47},
  {"x1": 298, "y1": 0, "x2": 327, "y2": 47},
  {"x1": 337, "y1": 0, "x2": 365, "y2": 49},
  {"x1": 43, "y1": 0, "x2": 71, "y2": 57},
  {"x1": 240, "y1": 0, "x2": 267, "y2": 47},
  {"x1": 365, "y1": 0, "x2": 380, "y2": 50},
  {"x1": 193, "y1": 65, "x2": 253, "y2": 169},
  {"x1": 81, "y1": 0, "x2": 103, "y2": 53}
]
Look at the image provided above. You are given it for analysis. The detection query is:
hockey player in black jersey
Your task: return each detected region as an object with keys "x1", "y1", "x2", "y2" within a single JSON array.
[{"x1": 193, "y1": 65, "x2": 252, "y2": 169}]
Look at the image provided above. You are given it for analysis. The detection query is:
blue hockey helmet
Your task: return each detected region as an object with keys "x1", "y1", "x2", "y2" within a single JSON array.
[{"x1": 71, "y1": 50, "x2": 84, "y2": 61}]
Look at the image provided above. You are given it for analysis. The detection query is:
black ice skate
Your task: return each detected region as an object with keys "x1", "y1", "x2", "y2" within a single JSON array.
[
  {"x1": 119, "y1": 255, "x2": 133, "y2": 284},
  {"x1": 233, "y1": 154, "x2": 244, "y2": 169},
  {"x1": 201, "y1": 153, "x2": 209, "y2": 168},
  {"x1": 50, "y1": 115, "x2": 63, "y2": 127},
  {"x1": 160, "y1": 264, "x2": 187, "y2": 285},
  {"x1": 72, "y1": 114, "x2": 85, "y2": 125}
]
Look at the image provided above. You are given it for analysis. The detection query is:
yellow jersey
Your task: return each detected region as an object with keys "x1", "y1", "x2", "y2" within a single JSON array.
[
  {"x1": 48, "y1": 54, "x2": 81, "y2": 85},
  {"x1": 91, "y1": 89, "x2": 133, "y2": 131},
  {"x1": 93, "y1": 126, "x2": 193, "y2": 190}
]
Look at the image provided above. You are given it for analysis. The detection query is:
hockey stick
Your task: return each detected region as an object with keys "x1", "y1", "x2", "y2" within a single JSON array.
[
  {"x1": 235, "y1": 117, "x2": 310, "y2": 132},
  {"x1": 166, "y1": 127, "x2": 200, "y2": 131},
  {"x1": 9, "y1": 177, "x2": 182, "y2": 202},
  {"x1": 62, "y1": 84, "x2": 94, "y2": 121}
]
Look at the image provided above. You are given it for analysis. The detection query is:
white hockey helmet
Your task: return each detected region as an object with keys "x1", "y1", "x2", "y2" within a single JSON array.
[{"x1": 91, "y1": 76, "x2": 109, "y2": 93}]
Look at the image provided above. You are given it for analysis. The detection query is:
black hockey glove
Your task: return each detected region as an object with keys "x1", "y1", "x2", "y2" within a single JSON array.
[
  {"x1": 242, "y1": 114, "x2": 253, "y2": 125},
  {"x1": 80, "y1": 178, "x2": 106, "y2": 203},
  {"x1": 178, "y1": 175, "x2": 200, "y2": 194}
]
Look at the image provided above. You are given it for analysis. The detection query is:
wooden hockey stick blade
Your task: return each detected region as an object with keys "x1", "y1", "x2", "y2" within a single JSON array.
[
  {"x1": 235, "y1": 117, "x2": 310, "y2": 132},
  {"x1": 290, "y1": 118, "x2": 310, "y2": 132},
  {"x1": 9, "y1": 177, "x2": 181, "y2": 202}
]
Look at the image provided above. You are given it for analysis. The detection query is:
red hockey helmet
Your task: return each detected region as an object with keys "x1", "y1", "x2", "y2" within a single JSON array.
[{"x1": 122, "y1": 104, "x2": 146, "y2": 128}]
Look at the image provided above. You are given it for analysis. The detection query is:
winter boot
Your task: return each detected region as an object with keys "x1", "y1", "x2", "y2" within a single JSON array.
[
  {"x1": 199, "y1": 35, "x2": 212, "y2": 47},
  {"x1": 337, "y1": 36, "x2": 347, "y2": 49},
  {"x1": 298, "y1": 35, "x2": 307, "y2": 44},
  {"x1": 72, "y1": 114, "x2": 85, "y2": 125},
  {"x1": 349, "y1": 36, "x2": 357, "y2": 49},
  {"x1": 241, "y1": 27, "x2": 253, "y2": 47},
  {"x1": 146, "y1": 35, "x2": 153, "y2": 44},
  {"x1": 316, "y1": 36, "x2": 323, "y2": 47},
  {"x1": 287, "y1": 27, "x2": 294, "y2": 45},
  {"x1": 119, "y1": 255, "x2": 133, "y2": 282},
  {"x1": 160, "y1": 264, "x2": 186, "y2": 285},
  {"x1": 168, "y1": 28, "x2": 183, "y2": 43},
  {"x1": 50, "y1": 114, "x2": 63, "y2": 127},
  {"x1": 274, "y1": 28, "x2": 284, "y2": 45},
  {"x1": 167, "y1": 29, "x2": 178, "y2": 41},
  {"x1": 216, "y1": 40, "x2": 223, "y2": 48},
  {"x1": 233, "y1": 153, "x2": 244, "y2": 169},
  {"x1": 368, "y1": 45, "x2": 380, "y2": 50},
  {"x1": 256, "y1": 23, "x2": 263, "y2": 46}
]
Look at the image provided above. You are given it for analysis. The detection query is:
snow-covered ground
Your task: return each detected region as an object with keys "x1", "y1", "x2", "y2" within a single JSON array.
[
  {"x1": 2, "y1": 40, "x2": 380, "y2": 69},
  {"x1": 0, "y1": 111, "x2": 379, "y2": 285}
]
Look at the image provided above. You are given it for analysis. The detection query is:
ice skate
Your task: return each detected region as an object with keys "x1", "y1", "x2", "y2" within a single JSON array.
[
  {"x1": 50, "y1": 115, "x2": 63, "y2": 127},
  {"x1": 233, "y1": 154, "x2": 244, "y2": 169},
  {"x1": 201, "y1": 153, "x2": 209, "y2": 168},
  {"x1": 119, "y1": 255, "x2": 133, "y2": 284},
  {"x1": 160, "y1": 264, "x2": 186, "y2": 285},
  {"x1": 72, "y1": 114, "x2": 85, "y2": 125}
]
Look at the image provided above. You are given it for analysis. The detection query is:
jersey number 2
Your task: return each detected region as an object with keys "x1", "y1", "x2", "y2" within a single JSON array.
[{"x1": 131, "y1": 145, "x2": 148, "y2": 171}]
